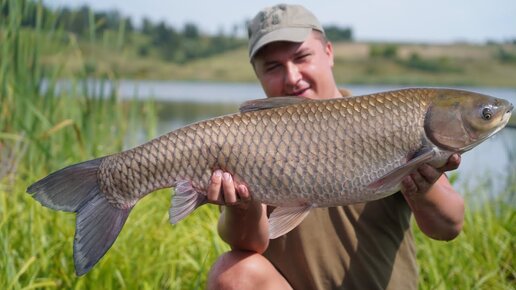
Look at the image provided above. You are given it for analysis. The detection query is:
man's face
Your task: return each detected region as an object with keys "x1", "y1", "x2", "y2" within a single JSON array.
[{"x1": 252, "y1": 32, "x2": 338, "y2": 100}]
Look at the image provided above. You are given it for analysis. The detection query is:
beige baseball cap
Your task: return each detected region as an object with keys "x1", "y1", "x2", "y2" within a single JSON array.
[{"x1": 247, "y1": 4, "x2": 324, "y2": 59}]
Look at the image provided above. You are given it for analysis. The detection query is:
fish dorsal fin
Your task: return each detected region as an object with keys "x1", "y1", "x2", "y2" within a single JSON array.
[
  {"x1": 239, "y1": 96, "x2": 314, "y2": 113},
  {"x1": 367, "y1": 149, "x2": 436, "y2": 192},
  {"x1": 268, "y1": 205, "x2": 312, "y2": 239}
]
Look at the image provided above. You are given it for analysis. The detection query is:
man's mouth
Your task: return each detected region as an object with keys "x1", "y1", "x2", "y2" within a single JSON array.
[{"x1": 288, "y1": 87, "x2": 309, "y2": 97}]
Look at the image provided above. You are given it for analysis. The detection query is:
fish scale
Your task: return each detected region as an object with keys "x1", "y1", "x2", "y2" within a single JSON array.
[
  {"x1": 27, "y1": 88, "x2": 513, "y2": 275},
  {"x1": 98, "y1": 90, "x2": 426, "y2": 209}
]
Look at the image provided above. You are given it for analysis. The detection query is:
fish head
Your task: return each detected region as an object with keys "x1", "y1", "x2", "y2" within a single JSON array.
[{"x1": 425, "y1": 89, "x2": 513, "y2": 153}]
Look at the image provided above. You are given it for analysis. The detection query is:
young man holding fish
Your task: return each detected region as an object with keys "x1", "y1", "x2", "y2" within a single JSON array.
[{"x1": 207, "y1": 4, "x2": 465, "y2": 289}]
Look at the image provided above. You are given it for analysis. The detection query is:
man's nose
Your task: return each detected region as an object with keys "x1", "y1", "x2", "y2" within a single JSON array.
[{"x1": 284, "y1": 63, "x2": 301, "y2": 86}]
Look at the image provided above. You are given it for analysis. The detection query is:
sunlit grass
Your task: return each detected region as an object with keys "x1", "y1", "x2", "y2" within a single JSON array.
[
  {"x1": 414, "y1": 178, "x2": 515, "y2": 290},
  {"x1": 1, "y1": 178, "x2": 228, "y2": 289},
  {"x1": 2, "y1": 168, "x2": 514, "y2": 289}
]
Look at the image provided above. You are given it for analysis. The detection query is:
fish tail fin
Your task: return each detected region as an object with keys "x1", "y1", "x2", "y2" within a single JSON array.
[
  {"x1": 27, "y1": 157, "x2": 132, "y2": 276},
  {"x1": 27, "y1": 158, "x2": 104, "y2": 212},
  {"x1": 169, "y1": 180, "x2": 207, "y2": 224},
  {"x1": 74, "y1": 194, "x2": 131, "y2": 275}
]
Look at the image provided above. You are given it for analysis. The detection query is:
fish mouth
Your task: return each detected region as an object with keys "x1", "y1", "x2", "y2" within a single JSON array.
[{"x1": 501, "y1": 103, "x2": 513, "y2": 125}]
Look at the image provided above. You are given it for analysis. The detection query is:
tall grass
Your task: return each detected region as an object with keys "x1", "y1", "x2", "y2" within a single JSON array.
[
  {"x1": 0, "y1": 1, "x2": 228, "y2": 289},
  {"x1": 1, "y1": 1, "x2": 514, "y2": 289},
  {"x1": 415, "y1": 178, "x2": 515, "y2": 289}
]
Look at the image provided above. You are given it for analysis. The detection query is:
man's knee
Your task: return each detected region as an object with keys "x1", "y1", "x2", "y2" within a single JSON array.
[{"x1": 207, "y1": 250, "x2": 279, "y2": 290}]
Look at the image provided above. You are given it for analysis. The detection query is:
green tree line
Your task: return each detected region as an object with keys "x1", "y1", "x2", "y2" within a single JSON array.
[{"x1": 1, "y1": 0, "x2": 353, "y2": 64}]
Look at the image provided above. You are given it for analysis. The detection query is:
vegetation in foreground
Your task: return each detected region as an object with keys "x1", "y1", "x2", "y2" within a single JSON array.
[
  {"x1": 2, "y1": 171, "x2": 515, "y2": 289},
  {"x1": 1, "y1": 1, "x2": 514, "y2": 289},
  {"x1": 415, "y1": 176, "x2": 515, "y2": 290}
]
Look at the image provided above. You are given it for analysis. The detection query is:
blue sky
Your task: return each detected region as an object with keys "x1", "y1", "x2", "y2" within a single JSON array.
[{"x1": 45, "y1": 0, "x2": 516, "y2": 43}]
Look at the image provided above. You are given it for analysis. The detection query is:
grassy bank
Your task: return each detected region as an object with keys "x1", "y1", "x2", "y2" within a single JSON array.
[
  {"x1": 41, "y1": 36, "x2": 516, "y2": 88},
  {"x1": 1, "y1": 1, "x2": 515, "y2": 289},
  {"x1": 332, "y1": 42, "x2": 516, "y2": 87}
]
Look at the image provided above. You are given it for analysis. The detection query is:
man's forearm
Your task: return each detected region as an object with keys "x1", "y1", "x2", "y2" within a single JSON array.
[
  {"x1": 218, "y1": 202, "x2": 270, "y2": 253},
  {"x1": 404, "y1": 175, "x2": 464, "y2": 241}
]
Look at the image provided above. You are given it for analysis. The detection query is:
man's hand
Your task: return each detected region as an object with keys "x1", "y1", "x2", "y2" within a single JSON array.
[
  {"x1": 400, "y1": 153, "x2": 464, "y2": 241},
  {"x1": 207, "y1": 170, "x2": 252, "y2": 208},
  {"x1": 207, "y1": 170, "x2": 270, "y2": 252},
  {"x1": 401, "y1": 153, "x2": 461, "y2": 196}
]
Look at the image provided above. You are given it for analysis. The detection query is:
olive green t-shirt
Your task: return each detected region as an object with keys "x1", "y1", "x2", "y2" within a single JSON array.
[{"x1": 263, "y1": 193, "x2": 417, "y2": 290}]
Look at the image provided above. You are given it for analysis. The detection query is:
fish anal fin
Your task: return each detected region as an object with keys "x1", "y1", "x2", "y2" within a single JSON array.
[
  {"x1": 367, "y1": 149, "x2": 436, "y2": 192},
  {"x1": 170, "y1": 180, "x2": 207, "y2": 224},
  {"x1": 268, "y1": 205, "x2": 312, "y2": 239},
  {"x1": 239, "y1": 96, "x2": 313, "y2": 113}
]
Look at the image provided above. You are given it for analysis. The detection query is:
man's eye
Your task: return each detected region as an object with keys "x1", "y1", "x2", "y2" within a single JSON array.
[
  {"x1": 265, "y1": 64, "x2": 280, "y2": 72},
  {"x1": 296, "y1": 54, "x2": 310, "y2": 61}
]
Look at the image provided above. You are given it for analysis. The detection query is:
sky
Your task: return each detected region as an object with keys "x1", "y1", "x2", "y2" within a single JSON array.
[{"x1": 45, "y1": 0, "x2": 516, "y2": 43}]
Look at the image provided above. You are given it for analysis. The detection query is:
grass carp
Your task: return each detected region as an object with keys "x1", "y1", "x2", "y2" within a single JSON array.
[{"x1": 27, "y1": 88, "x2": 513, "y2": 275}]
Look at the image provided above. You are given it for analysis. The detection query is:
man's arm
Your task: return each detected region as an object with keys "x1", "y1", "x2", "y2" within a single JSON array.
[
  {"x1": 207, "y1": 170, "x2": 270, "y2": 253},
  {"x1": 401, "y1": 154, "x2": 465, "y2": 241}
]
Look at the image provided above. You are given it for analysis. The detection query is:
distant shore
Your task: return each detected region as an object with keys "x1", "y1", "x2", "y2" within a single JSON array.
[{"x1": 42, "y1": 41, "x2": 516, "y2": 88}]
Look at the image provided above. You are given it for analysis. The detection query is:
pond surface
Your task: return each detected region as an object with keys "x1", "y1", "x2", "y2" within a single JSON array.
[{"x1": 118, "y1": 80, "x2": 515, "y2": 195}]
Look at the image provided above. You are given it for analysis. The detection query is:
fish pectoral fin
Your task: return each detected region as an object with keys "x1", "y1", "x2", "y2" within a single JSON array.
[
  {"x1": 239, "y1": 96, "x2": 314, "y2": 113},
  {"x1": 268, "y1": 205, "x2": 312, "y2": 239},
  {"x1": 170, "y1": 180, "x2": 207, "y2": 224},
  {"x1": 367, "y1": 149, "x2": 436, "y2": 192}
]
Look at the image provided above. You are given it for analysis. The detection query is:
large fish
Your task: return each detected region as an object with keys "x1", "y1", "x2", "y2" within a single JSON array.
[{"x1": 27, "y1": 88, "x2": 513, "y2": 275}]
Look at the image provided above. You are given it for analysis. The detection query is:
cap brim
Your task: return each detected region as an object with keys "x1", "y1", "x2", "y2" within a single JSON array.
[{"x1": 249, "y1": 27, "x2": 312, "y2": 59}]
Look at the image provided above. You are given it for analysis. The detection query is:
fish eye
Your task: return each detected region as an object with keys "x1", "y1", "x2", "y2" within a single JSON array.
[{"x1": 481, "y1": 107, "x2": 493, "y2": 120}]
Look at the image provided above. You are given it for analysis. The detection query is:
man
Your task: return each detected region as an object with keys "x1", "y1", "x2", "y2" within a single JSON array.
[{"x1": 206, "y1": 4, "x2": 464, "y2": 290}]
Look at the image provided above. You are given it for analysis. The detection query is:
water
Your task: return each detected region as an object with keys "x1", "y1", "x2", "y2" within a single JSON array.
[{"x1": 118, "y1": 80, "x2": 515, "y2": 195}]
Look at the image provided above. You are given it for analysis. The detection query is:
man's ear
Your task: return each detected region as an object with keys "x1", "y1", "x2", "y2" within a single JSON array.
[{"x1": 325, "y1": 41, "x2": 335, "y2": 67}]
